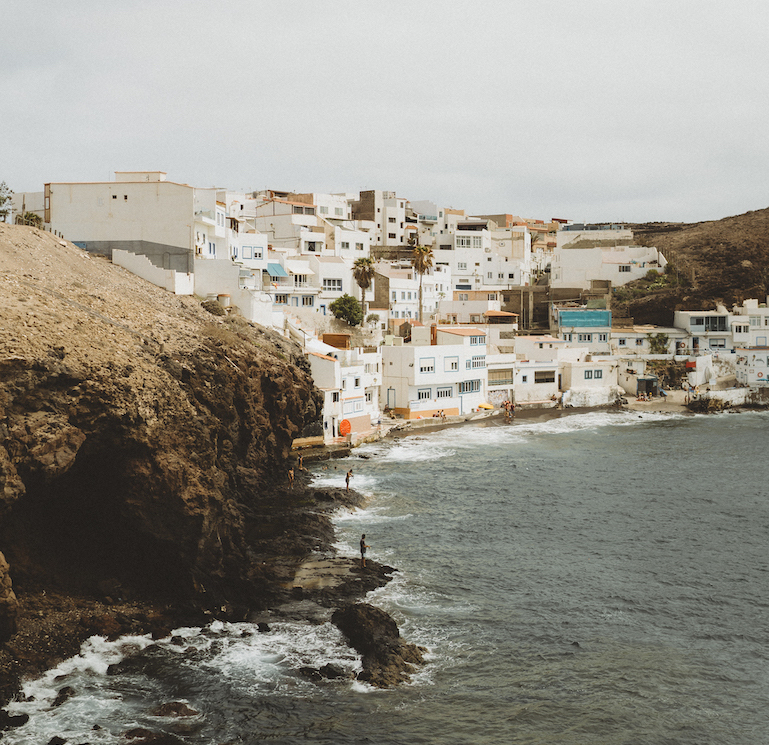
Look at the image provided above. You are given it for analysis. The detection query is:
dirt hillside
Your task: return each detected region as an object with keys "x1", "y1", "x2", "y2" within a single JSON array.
[{"x1": 614, "y1": 207, "x2": 769, "y2": 324}]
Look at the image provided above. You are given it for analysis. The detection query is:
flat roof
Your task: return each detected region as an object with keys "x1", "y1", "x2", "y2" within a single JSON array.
[{"x1": 438, "y1": 327, "x2": 486, "y2": 337}]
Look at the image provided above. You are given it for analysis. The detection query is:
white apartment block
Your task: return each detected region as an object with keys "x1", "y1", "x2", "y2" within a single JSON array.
[
  {"x1": 307, "y1": 345, "x2": 382, "y2": 442},
  {"x1": 351, "y1": 190, "x2": 408, "y2": 246},
  {"x1": 550, "y1": 244, "x2": 666, "y2": 290},
  {"x1": 381, "y1": 326, "x2": 488, "y2": 418}
]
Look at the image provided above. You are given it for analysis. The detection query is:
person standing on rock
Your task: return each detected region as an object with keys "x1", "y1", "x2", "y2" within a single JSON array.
[
  {"x1": 346, "y1": 469, "x2": 353, "y2": 491},
  {"x1": 360, "y1": 534, "x2": 370, "y2": 568}
]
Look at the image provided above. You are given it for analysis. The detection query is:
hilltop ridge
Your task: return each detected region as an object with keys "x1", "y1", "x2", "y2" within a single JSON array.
[{"x1": 614, "y1": 206, "x2": 769, "y2": 324}]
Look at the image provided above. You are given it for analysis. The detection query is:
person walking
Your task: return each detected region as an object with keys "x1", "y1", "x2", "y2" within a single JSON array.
[
  {"x1": 287, "y1": 467, "x2": 294, "y2": 489},
  {"x1": 360, "y1": 534, "x2": 370, "y2": 568}
]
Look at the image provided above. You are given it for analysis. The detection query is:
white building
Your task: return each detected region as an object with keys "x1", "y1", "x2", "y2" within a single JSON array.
[
  {"x1": 735, "y1": 347, "x2": 769, "y2": 387},
  {"x1": 550, "y1": 245, "x2": 666, "y2": 290},
  {"x1": 510, "y1": 335, "x2": 566, "y2": 406},
  {"x1": 731, "y1": 298, "x2": 769, "y2": 347},
  {"x1": 307, "y1": 345, "x2": 382, "y2": 442},
  {"x1": 609, "y1": 326, "x2": 689, "y2": 356},
  {"x1": 381, "y1": 326, "x2": 488, "y2": 418},
  {"x1": 673, "y1": 308, "x2": 733, "y2": 354}
]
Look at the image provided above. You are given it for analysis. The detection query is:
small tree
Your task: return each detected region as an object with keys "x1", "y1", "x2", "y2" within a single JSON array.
[
  {"x1": 0, "y1": 182, "x2": 13, "y2": 222},
  {"x1": 329, "y1": 294, "x2": 364, "y2": 327},
  {"x1": 366, "y1": 313, "x2": 380, "y2": 325}
]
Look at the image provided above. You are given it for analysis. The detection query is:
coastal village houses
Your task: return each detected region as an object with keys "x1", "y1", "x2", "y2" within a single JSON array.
[{"x1": 14, "y1": 169, "x2": 769, "y2": 434}]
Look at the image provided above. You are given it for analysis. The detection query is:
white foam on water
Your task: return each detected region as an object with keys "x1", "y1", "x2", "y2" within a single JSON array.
[
  {"x1": 3, "y1": 633, "x2": 159, "y2": 745},
  {"x1": 309, "y1": 469, "x2": 381, "y2": 494},
  {"x1": 374, "y1": 439, "x2": 456, "y2": 463},
  {"x1": 196, "y1": 620, "x2": 361, "y2": 696}
]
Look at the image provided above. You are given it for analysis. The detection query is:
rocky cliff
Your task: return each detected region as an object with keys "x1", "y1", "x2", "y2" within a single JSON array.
[{"x1": 0, "y1": 225, "x2": 332, "y2": 687}]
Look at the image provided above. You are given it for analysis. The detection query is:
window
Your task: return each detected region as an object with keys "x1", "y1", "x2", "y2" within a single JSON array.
[
  {"x1": 618, "y1": 338, "x2": 626, "y2": 346},
  {"x1": 487, "y1": 257, "x2": 492, "y2": 262},
  {"x1": 401, "y1": 292, "x2": 406, "y2": 300},
  {"x1": 275, "y1": 294, "x2": 288, "y2": 304},
  {"x1": 445, "y1": 356, "x2": 459, "y2": 371},
  {"x1": 468, "y1": 355, "x2": 486, "y2": 369},
  {"x1": 534, "y1": 371, "x2": 556, "y2": 383},
  {"x1": 521, "y1": 375, "x2": 527, "y2": 383},
  {"x1": 472, "y1": 236, "x2": 482, "y2": 249},
  {"x1": 595, "y1": 369, "x2": 603, "y2": 379},
  {"x1": 419, "y1": 358, "x2": 435, "y2": 373},
  {"x1": 440, "y1": 244, "x2": 452, "y2": 250},
  {"x1": 619, "y1": 265, "x2": 631, "y2": 272},
  {"x1": 508, "y1": 273, "x2": 515, "y2": 279},
  {"x1": 488, "y1": 293, "x2": 497, "y2": 300},
  {"x1": 323, "y1": 278, "x2": 342, "y2": 292},
  {"x1": 417, "y1": 389, "x2": 431, "y2": 400},
  {"x1": 331, "y1": 392, "x2": 340, "y2": 403},
  {"x1": 487, "y1": 272, "x2": 493, "y2": 279},
  {"x1": 407, "y1": 292, "x2": 412, "y2": 300},
  {"x1": 304, "y1": 207, "x2": 315, "y2": 215},
  {"x1": 437, "y1": 386, "x2": 453, "y2": 398},
  {"x1": 470, "y1": 315, "x2": 481, "y2": 323},
  {"x1": 319, "y1": 206, "x2": 328, "y2": 214},
  {"x1": 335, "y1": 207, "x2": 343, "y2": 216},
  {"x1": 489, "y1": 369, "x2": 514, "y2": 385},
  {"x1": 456, "y1": 236, "x2": 471, "y2": 248},
  {"x1": 709, "y1": 338, "x2": 726, "y2": 348},
  {"x1": 705, "y1": 316, "x2": 727, "y2": 331},
  {"x1": 470, "y1": 335, "x2": 484, "y2": 345},
  {"x1": 585, "y1": 370, "x2": 593, "y2": 379},
  {"x1": 355, "y1": 377, "x2": 361, "y2": 387},
  {"x1": 302, "y1": 296, "x2": 314, "y2": 307},
  {"x1": 457, "y1": 262, "x2": 467, "y2": 270},
  {"x1": 292, "y1": 205, "x2": 303, "y2": 214},
  {"x1": 692, "y1": 317, "x2": 705, "y2": 326},
  {"x1": 242, "y1": 246, "x2": 253, "y2": 259},
  {"x1": 389, "y1": 233, "x2": 396, "y2": 239},
  {"x1": 498, "y1": 273, "x2": 504, "y2": 279},
  {"x1": 365, "y1": 390, "x2": 372, "y2": 402},
  {"x1": 124, "y1": 195, "x2": 128, "y2": 201},
  {"x1": 341, "y1": 242, "x2": 350, "y2": 249},
  {"x1": 112, "y1": 194, "x2": 117, "y2": 200},
  {"x1": 459, "y1": 380, "x2": 480, "y2": 393},
  {"x1": 597, "y1": 333, "x2": 607, "y2": 342},
  {"x1": 356, "y1": 242, "x2": 364, "y2": 250},
  {"x1": 578, "y1": 334, "x2": 592, "y2": 342},
  {"x1": 636, "y1": 338, "x2": 644, "y2": 346},
  {"x1": 388, "y1": 217, "x2": 396, "y2": 223}
]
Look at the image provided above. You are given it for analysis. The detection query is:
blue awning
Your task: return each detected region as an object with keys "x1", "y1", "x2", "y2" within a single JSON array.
[{"x1": 266, "y1": 263, "x2": 289, "y2": 277}]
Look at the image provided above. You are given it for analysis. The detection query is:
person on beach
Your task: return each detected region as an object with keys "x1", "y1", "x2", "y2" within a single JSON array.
[
  {"x1": 346, "y1": 469, "x2": 353, "y2": 491},
  {"x1": 360, "y1": 534, "x2": 370, "y2": 568},
  {"x1": 288, "y1": 467, "x2": 294, "y2": 488},
  {"x1": 298, "y1": 454, "x2": 303, "y2": 470}
]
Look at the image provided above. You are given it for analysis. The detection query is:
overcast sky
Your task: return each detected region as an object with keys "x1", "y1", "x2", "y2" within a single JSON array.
[{"x1": 3, "y1": 0, "x2": 768, "y2": 223}]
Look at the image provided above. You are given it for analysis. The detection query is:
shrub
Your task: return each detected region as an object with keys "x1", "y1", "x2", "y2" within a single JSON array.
[{"x1": 330, "y1": 294, "x2": 363, "y2": 326}]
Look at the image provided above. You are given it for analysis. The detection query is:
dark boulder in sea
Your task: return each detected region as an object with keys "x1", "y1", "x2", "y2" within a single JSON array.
[{"x1": 331, "y1": 603, "x2": 425, "y2": 687}]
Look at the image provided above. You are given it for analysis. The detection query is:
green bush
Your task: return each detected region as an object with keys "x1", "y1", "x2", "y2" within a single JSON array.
[{"x1": 330, "y1": 294, "x2": 363, "y2": 326}]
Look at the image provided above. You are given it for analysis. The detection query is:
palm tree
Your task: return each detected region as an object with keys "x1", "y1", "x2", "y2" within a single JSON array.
[
  {"x1": 411, "y1": 245, "x2": 434, "y2": 323},
  {"x1": 352, "y1": 257, "x2": 376, "y2": 315}
]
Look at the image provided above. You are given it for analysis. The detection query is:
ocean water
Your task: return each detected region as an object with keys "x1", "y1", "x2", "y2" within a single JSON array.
[{"x1": 4, "y1": 409, "x2": 769, "y2": 744}]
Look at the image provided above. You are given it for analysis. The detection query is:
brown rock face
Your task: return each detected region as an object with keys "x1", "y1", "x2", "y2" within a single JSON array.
[
  {"x1": 0, "y1": 225, "x2": 322, "y2": 614},
  {"x1": 331, "y1": 603, "x2": 425, "y2": 687},
  {"x1": 0, "y1": 551, "x2": 18, "y2": 642}
]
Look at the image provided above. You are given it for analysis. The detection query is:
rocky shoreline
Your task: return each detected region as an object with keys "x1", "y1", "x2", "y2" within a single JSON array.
[{"x1": 0, "y1": 226, "x2": 422, "y2": 737}]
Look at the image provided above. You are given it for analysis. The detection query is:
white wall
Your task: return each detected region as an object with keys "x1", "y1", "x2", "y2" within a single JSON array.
[
  {"x1": 113, "y1": 249, "x2": 194, "y2": 295},
  {"x1": 48, "y1": 181, "x2": 197, "y2": 249}
]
